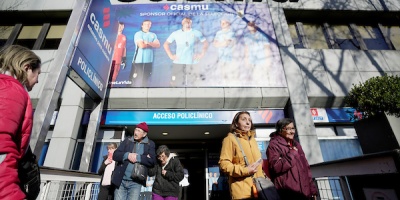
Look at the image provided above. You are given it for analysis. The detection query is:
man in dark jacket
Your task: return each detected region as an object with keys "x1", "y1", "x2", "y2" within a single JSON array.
[{"x1": 112, "y1": 122, "x2": 156, "y2": 200}]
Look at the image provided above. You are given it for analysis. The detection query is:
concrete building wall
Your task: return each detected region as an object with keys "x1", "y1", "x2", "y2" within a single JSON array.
[{"x1": 2, "y1": 0, "x2": 400, "y2": 168}]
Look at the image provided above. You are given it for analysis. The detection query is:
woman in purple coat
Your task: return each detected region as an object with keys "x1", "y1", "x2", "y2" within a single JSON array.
[{"x1": 266, "y1": 118, "x2": 318, "y2": 200}]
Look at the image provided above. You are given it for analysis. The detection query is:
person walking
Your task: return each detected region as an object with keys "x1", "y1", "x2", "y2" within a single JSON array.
[
  {"x1": 149, "y1": 145, "x2": 184, "y2": 200},
  {"x1": 0, "y1": 45, "x2": 41, "y2": 200},
  {"x1": 111, "y1": 122, "x2": 156, "y2": 200},
  {"x1": 219, "y1": 111, "x2": 264, "y2": 200},
  {"x1": 97, "y1": 143, "x2": 118, "y2": 200},
  {"x1": 267, "y1": 118, "x2": 318, "y2": 200}
]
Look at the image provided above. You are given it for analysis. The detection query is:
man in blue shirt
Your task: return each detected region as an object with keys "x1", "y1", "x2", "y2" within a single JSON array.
[
  {"x1": 243, "y1": 21, "x2": 271, "y2": 86},
  {"x1": 130, "y1": 20, "x2": 160, "y2": 87},
  {"x1": 164, "y1": 17, "x2": 208, "y2": 86},
  {"x1": 213, "y1": 18, "x2": 236, "y2": 84}
]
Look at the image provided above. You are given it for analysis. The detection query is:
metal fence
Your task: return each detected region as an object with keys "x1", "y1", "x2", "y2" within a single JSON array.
[
  {"x1": 38, "y1": 167, "x2": 352, "y2": 200},
  {"x1": 315, "y1": 177, "x2": 346, "y2": 200},
  {"x1": 38, "y1": 167, "x2": 101, "y2": 200},
  {"x1": 38, "y1": 181, "x2": 100, "y2": 200}
]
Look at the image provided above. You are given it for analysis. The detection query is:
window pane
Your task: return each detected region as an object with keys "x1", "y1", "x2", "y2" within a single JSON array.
[
  {"x1": 316, "y1": 126, "x2": 336, "y2": 137},
  {"x1": 384, "y1": 25, "x2": 400, "y2": 50},
  {"x1": 319, "y1": 139, "x2": 363, "y2": 161},
  {"x1": 42, "y1": 25, "x2": 66, "y2": 49},
  {"x1": 336, "y1": 126, "x2": 357, "y2": 136},
  {"x1": 303, "y1": 23, "x2": 329, "y2": 49},
  {"x1": 70, "y1": 141, "x2": 84, "y2": 170},
  {"x1": 358, "y1": 25, "x2": 389, "y2": 50},
  {"x1": 15, "y1": 25, "x2": 41, "y2": 49},
  {"x1": 288, "y1": 23, "x2": 304, "y2": 48},
  {"x1": 332, "y1": 25, "x2": 359, "y2": 50},
  {"x1": 0, "y1": 26, "x2": 13, "y2": 46}
]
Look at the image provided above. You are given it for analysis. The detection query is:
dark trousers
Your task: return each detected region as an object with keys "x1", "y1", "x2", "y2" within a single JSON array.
[
  {"x1": 179, "y1": 186, "x2": 188, "y2": 200},
  {"x1": 130, "y1": 62, "x2": 153, "y2": 87},
  {"x1": 97, "y1": 185, "x2": 115, "y2": 200}
]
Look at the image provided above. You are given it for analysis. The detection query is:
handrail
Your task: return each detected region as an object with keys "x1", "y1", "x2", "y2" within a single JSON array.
[{"x1": 40, "y1": 166, "x2": 101, "y2": 182}]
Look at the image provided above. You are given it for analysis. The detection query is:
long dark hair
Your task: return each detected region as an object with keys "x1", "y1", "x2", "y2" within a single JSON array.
[{"x1": 229, "y1": 111, "x2": 255, "y2": 132}]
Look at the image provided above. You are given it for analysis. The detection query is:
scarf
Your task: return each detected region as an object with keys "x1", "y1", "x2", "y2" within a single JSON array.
[{"x1": 101, "y1": 161, "x2": 115, "y2": 186}]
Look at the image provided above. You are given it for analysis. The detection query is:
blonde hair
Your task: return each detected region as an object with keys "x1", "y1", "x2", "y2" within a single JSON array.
[{"x1": 0, "y1": 45, "x2": 41, "y2": 85}]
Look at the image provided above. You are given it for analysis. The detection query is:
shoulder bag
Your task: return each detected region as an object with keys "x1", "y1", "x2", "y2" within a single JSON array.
[
  {"x1": 130, "y1": 142, "x2": 148, "y2": 186},
  {"x1": 234, "y1": 136, "x2": 280, "y2": 200},
  {"x1": 18, "y1": 146, "x2": 41, "y2": 200}
]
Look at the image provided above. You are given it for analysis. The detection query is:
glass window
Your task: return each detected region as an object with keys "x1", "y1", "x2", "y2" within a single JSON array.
[
  {"x1": 15, "y1": 25, "x2": 41, "y2": 49},
  {"x1": 288, "y1": 23, "x2": 304, "y2": 48},
  {"x1": 319, "y1": 139, "x2": 363, "y2": 161},
  {"x1": 255, "y1": 127, "x2": 275, "y2": 138},
  {"x1": 97, "y1": 129, "x2": 123, "y2": 139},
  {"x1": 358, "y1": 25, "x2": 389, "y2": 50},
  {"x1": 336, "y1": 126, "x2": 357, "y2": 136},
  {"x1": 383, "y1": 25, "x2": 400, "y2": 50},
  {"x1": 331, "y1": 25, "x2": 359, "y2": 50},
  {"x1": 38, "y1": 142, "x2": 49, "y2": 166},
  {"x1": 41, "y1": 25, "x2": 66, "y2": 49},
  {"x1": 0, "y1": 26, "x2": 13, "y2": 47},
  {"x1": 303, "y1": 23, "x2": 329, "y2": 49},
  {"x1": 316, "y1": 126, "x2": 336, "y2": 137},
  {"x1": 70, "y1": 140, "x2": 85, "y2": 170}
]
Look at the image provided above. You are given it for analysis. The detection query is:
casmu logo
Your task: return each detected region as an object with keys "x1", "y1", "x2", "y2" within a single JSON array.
[{"x1": 165, "y1": 4, "x2": 209, "y2": 11}]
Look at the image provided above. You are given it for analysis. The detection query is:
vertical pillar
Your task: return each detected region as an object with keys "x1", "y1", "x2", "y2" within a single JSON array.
[
  {"x1": 270, "y1": 6, "x2": 323, "y2": 164},
  {"x1": 79, "y1": 101, "x2": 103, "y2": 172},
  {"x1": 44, "y1": 79, "x2": 85, "y2": 169}
]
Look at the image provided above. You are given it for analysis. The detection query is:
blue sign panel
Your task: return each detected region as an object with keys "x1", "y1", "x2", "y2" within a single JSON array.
[
  {"x1": 326, "y1": 108, "x2": 360, "y2": 123},
  {"x1": 102, "y1": 110, "x2": 284, "y2": 125},
  {"x1": 70, "y1": 0, "x2": 118, "y2": 99}
]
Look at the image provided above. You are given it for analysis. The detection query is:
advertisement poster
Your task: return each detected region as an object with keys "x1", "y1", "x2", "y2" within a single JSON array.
[{"x1": 107, "y1": 2, "x2": 287, "y2": 88}]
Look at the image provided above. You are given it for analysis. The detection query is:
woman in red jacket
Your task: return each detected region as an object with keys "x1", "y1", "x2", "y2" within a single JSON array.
[
  {"x1": 267, "y1": 118, "x2": 318, "y2": 200},
  {"x1": 0, "y1": 45, "x2": 41, "y2": 200}
]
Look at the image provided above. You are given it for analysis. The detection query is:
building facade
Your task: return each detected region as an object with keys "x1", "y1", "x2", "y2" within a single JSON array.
[{"x1": 1, "y1": 0, "x2": 399, "y2": 199}]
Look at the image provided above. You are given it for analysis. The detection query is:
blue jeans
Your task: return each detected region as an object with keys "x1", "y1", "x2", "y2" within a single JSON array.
[{"x1": 114, "y1": 179, "x2": 142, "y2": 200}]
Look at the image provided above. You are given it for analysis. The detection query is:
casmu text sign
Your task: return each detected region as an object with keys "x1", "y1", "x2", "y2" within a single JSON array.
[
  {"x1": 102, "y1": 110, "x2": 284, "y2": 125},
  {"x1": 69, "y1": 0, "x2": 117, "y2": 99}
]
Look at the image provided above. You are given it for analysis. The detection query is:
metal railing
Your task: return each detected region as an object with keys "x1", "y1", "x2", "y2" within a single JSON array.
[
  {"x1": 38, "y1": 167, "x2": 101, "y2": 200},
  {"x1": 38, "y1": 150, "x2": 400, "y2": 200}
]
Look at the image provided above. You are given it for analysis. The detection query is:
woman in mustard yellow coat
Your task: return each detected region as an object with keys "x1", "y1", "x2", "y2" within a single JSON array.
[{"x1": 219, "y1": 111, "x2": 264, "y2": 199}]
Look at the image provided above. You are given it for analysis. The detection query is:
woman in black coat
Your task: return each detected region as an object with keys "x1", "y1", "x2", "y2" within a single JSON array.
[{"x1": 149, "y1": 145, "x2": 184, "y2": 200}]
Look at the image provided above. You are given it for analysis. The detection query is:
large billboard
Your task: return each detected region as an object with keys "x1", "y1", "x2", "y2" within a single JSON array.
[{"x1": 107, "y1": 2, "x2": 287, "y2": 88}]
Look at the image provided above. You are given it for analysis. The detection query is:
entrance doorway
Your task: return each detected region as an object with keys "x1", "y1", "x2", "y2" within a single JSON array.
[{"x1": 148, "y1": 124, "x2": 229, "y2": 200}]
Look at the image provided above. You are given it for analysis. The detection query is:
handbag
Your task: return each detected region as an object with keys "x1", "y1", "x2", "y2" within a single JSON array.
[
  {"x1": 234, "y1": 136, "x2": 280, "y2": 200},
  {"x1": 130, "y1": 142, "x2": 148, "y2": 185},
  {"x1": 131, "y1": 162, "x2": 148, "y2": 184},
  {"x1": 18, "y1": 147, "x2": 41, "y2": 200},
  {"x1": 253, "y1": 177, "x2": 280, "y2": 200}
]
